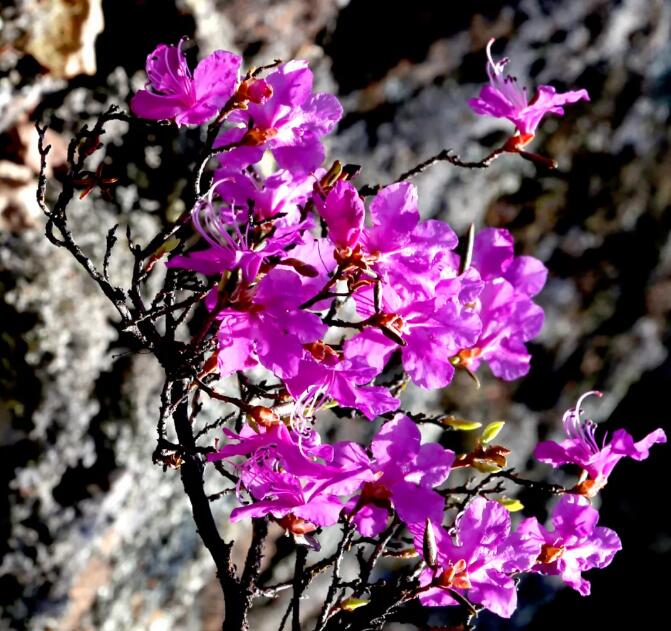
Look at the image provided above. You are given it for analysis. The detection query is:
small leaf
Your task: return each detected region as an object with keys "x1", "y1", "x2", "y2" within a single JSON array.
[
  {"x1": 471, "y1": 458, "x2": 503, "y2": 473},
  {"x1": 144, "y1": 236, "x2": 181, "y2": 272},
  {"x1": 320, "y1": 398, "x2": 338, "y2": 410},
  {"x1": 498, "y1": 497, "x2": 524, "y2": 512},
  {"x1": 340, "y1": 597, "x2": 369, "y2": 612},
  {"x1": 481, "y1": 420, "x2": 505, "y2": 445},
  {"x1": 442, "y1": 417, "x2": 482, "y2": 431}
]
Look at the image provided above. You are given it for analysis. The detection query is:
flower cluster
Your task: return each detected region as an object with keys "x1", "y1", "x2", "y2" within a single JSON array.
[{"x1": 130, "y1": 38, "x2": 665, "y2": 623}]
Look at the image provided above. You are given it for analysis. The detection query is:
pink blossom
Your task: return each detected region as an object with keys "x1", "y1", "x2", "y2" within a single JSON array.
[
  {"x1": 317, "y1": 180, "x2": 365, "y2": 250},
  {"x1": 215, "y1": 268, "x2": 327, "y2": 379},
  {"x1": 534, "y1": 391, "x2": 667, "y2": 495},
  {"x1": 513, "y1": 495, "x2": 621, "y2": 595},
  {"x1": 131, "y1": 40, "x2": 241, "y2": 126},
  {"x1": 208, "y1": 424, "x2": 373, "y2": 528},
  {"x1": 411, "y1": 498, "x2": 540, "y2": 618},
  {"x1": 346, "y1": 277, "x2": 481, "y2": 390},
  {"x1": 317, "y1": 181, "x2": 460, "y2": 299},
  {"x1": 215, "y1": 60, "x2": 342, "y2": 173},
  {"x1": 214, "y1": 168, "x2": 315, "y2": 224},
  {"x1": 167, "y1": 181, "x2": 309, "y2": 284},
  {"x1": 468, "y1": 39, "x2": 589, "y2": 137},
  {"x1": 284, "y1": 342, "x2": 400, "y2": 421},
  {"x1": 344, "y1": 415, "x2": 454, "y2": 536},
  {"x1": 453, "y1": 228, "x2": 546, "y2": 380}
]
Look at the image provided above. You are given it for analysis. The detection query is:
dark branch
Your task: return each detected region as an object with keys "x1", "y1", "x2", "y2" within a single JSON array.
[{"x1": 359, "y1": 146, "x2": 506, "y2": 196}]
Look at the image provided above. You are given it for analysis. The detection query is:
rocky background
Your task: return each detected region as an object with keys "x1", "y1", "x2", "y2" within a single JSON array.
[{"x1": 1, "y1": 0, "x2": 670, "y2": 629}]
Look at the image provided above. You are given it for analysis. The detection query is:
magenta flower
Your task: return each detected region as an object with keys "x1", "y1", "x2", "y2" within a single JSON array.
[
  {"x1": 317, "y1": 182, "x2": 480, "y2": 391},
  {"x1": 317, "y1": 181, "x2": 460, "y2": 299},
  {"x1": 208, "y1": 423, "x2": 333, "y2": 477},
  {"x1": 452, "y1": 228, "x2": 546, "y2": 381},
  {"x1": 230, "y1": 469, "x2": 345, "y2": 527},
  {"x1": 317, "y1": 180, "x2": 365, "y2": 250},
  {"x1": 216, "y1": 60, "x2": 343, "y2": 173},
  {"x1": 167, "y1": 181, "x2": 309, "y2": 284},
  {"x1": 208, "y1": 424, "x2": 373, "y2": 528},
  {"x1": 468, "y1": 39, "x2": 589, "y2": 137},
  {"x1": 362, "y1": 182, "x2": 462, "y2": 300},
  {"x1": 514, "y1": 495, "x2": 621, "y2": 595},
  {"x1": 284, "y1": 342, "x2": 400, "y2": 421},
  {"x1": 534, "y1": 391, "x2": 667, "y2": 496},
  {"x1": 215, "y1": 268, "x2": 327, "y2": 379},
  {"x1": 131, "y1": 40, "x2": 242, "y2": 126},
  {"x1": 343, "y1": 415, "x2": 454, "y2": 536},
  {"x1": 214, "y1": 168, "x2": 315, "y2": 224},
  {"x1": 346, "y1": 277, "x2": 481, "y2": 390},
  {"x1": 411, "y1": 498, "x2": 540, "y2": 618}
]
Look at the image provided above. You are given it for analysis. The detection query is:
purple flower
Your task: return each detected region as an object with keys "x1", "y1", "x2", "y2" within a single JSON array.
[
  {"x1": 216, "y1": 60, "x2": 343, "y2": 173},
  {"x1": 131, "y1": 40, "x2": 242, "y2": 126},
  {"x1": 346, "y1": 277, "x2": 482, "y2": 391},
  {"x1": 411, "y1": 498, "x2": 540, "y2": 618},
  {"x1": 215, "y1": 268, "x2": 327, "y2": 379},
  {"x1": 534, "y1": 391, "x2": 667, "y2": 496},
  {"x1": 167, "y1": 181, "x2": 310, "y2": 284},
  {"x1": 317, "y1": 180, "x2": 365, "y2": 250},
  {"x1": 315, "y1": 182, "x2": 481, "y2": 391},
  {"x1": 453, "y1": 228, "x2": 546, "y2": 381},
  {"x1": 468, "y1": 39, "x2": 589, "y2": 138},
  {"x1": 317, "y1": 181, "x2": 460, "y2": 299},
  {"x1": 344, "y1": 415, "x2": 454, "y2": 536},
  {"x1": 214, "y1": 168, "x2": 315, "y2": 223},
  {"x1": 284, "y1": 342, "x2": 400, "y2": 421},
  {"x1": 514, "y1": 495, "x2": 621, "y2": 595},
  {"x1": 208, "y1": 424, "x2": 373, "y2": 529}
]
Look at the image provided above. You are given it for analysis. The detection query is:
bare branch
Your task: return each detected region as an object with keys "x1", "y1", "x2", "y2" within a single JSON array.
[
  {"x1": 314, "y1": 523, "x2": 355, "y2": 631},
  {"x1": 359, "y1": 146, "x2": 506, "y2": 196}
]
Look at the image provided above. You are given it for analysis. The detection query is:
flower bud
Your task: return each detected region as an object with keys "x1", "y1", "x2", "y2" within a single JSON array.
[
  {"x1": 248, "y1": 405, "x2": 280, "y2": 428},
  {"x1": 423, "y1": 518, "x2": 438, "y2": 568}
]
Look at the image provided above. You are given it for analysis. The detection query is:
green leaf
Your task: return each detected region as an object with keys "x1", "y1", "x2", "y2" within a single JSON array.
[
  {"x1": 472, "y1": 459, "x2": 503, "y2": 473},
  {"x1": 481, "y1": 420, "x2": 505, "y2": 444},
  {"x1": 498, "y1": 497, "x2": 524, "y2": 512},
  {"x1": 442, "y1": 417, "x2": 482, "y2": 431},
  {"x1": 340, "y1": 597, "x2": 369, "y2": 612}
]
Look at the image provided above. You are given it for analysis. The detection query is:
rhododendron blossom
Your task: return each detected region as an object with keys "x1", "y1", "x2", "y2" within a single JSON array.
[
  {"x1": 213, "y1": 268, "x2": 327, "y2": 378},
  {"x1": 534, "y1": 391, "x2": 667, "y2": 495},
  {"x1": 131, "y1": 40, "x2": 242, "y2": 125},
  {"x1": 469, "y1": 39, "x2": 590, "y2": 139},
  {"x1": 345, "y1": 281, "x2": 482, "y2": 389},
  {"x1": 411, "y1": 498, "x2": 541, "y2": 618},
  {"x1": 344, "y1": 415, "x2": 454, "y2": 536},
  {"x1": 452, "y1": 227, "x2": 547, "y2": 380},
  {"x1": 514, "y1": 495, "x2": 621, "y2": 595},
  {"x1": 215, "y1": 60, "x2": 343, "y2": 172},
  {"x1": 284, "y1": 343, "x2": 400, "y2": 421},
  {"x1": 208, "y1": 424, "x2": 373, "y2": 528}
]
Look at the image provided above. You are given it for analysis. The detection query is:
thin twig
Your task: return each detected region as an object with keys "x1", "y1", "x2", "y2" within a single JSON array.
[
  {"x1": 292, "y1": 545, "x2": 309, "y2": 631},
  {"x1": 314, "y1": 523, "x2": 354, "y2": 630},
  {"x1": 360, "y1": 147, "x2": 505, "y2": 196}
]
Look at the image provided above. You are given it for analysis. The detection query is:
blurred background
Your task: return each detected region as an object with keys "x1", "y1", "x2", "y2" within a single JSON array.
[{"x1": 1, "y1": 0, "x2": 670, "y2": 629}]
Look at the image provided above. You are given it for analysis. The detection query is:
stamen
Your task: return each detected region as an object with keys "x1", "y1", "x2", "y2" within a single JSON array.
[
  {"x1": 192, "y1": 180, "x2": 245, "y2": 252},
  {"x1": 563, "y1": 391, "x2": 604, "y2": 453}
]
